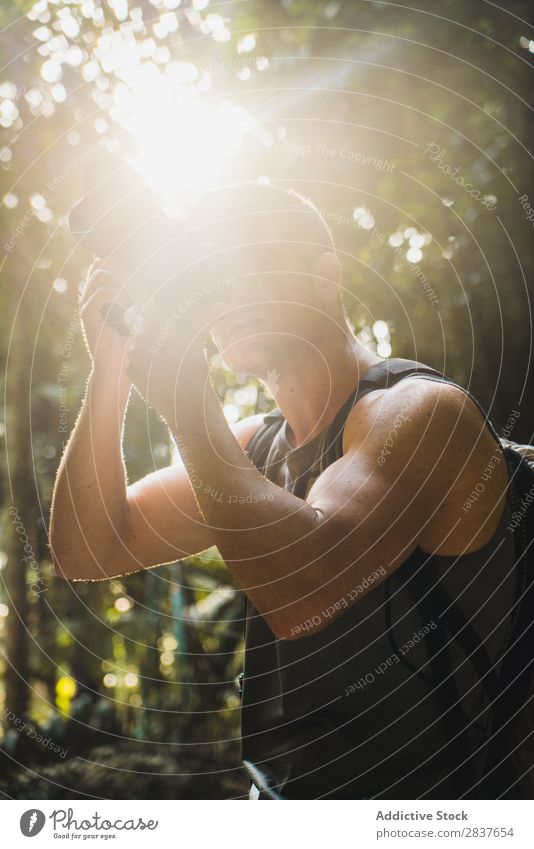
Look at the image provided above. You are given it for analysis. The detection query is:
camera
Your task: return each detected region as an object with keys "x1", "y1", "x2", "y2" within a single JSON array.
[{"x1": 69, "y1": 156, "x2": 224, "y2": 332}]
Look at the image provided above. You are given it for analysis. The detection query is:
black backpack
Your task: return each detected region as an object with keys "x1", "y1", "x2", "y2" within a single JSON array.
[
  {"x1": 245, "y1": 357, "x2": 534, "y2": 798},
  {"x1": 391, "y1": 363, "x2": 534, "y2": 799}
]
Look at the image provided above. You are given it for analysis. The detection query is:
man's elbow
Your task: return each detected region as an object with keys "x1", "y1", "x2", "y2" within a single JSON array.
[
  {"x1": 49, "y1": 539, "x2": 111, "y2": 582},
  {"x1": 51, "y1": 552, "x2": 98, "y2": 582}
]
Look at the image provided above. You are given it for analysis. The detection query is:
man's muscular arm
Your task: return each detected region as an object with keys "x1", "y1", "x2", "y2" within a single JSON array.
[
  {"x1": 48, "y1": 261, "x2": 264, "y2": 581},
  {"x1": 49, "y1": 364, "x2": 262, "y2": 582},
  {"x1": 171, "y1": 376, "x2": 501, "y2": 640}
]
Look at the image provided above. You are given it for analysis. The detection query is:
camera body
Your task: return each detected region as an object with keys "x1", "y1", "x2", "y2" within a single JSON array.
[{"x1": 69, "y1": 157, "x2": 223, "y2": 329}]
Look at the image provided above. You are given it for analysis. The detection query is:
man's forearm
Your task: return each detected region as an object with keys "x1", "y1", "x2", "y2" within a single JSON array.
[
  {"x1": 171, "y1": 381, "x2": 332, "y2": 632},
  {"x1": 49, "y1": 366, "x2": 132, "y2": 577}
]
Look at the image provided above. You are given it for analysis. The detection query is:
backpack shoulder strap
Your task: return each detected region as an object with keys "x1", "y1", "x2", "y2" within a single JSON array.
[
  {"x1": 355, "y1": 357, "x2": 505, "y2": 442},
  {"x1": 321, "y1": 357, "x2": 446, "y2": 468},
  {"x1": 245, "y1": 359, "x2": 445, "y2": 474}
]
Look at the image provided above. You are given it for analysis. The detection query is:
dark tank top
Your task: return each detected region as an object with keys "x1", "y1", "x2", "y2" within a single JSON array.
[{"x1": 241, "y1": 358, "x2": 519, "y2": 799}]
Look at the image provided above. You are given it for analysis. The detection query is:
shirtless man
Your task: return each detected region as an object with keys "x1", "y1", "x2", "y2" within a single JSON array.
[{"x1": 49, "y1": 183, "x2": 514, "y2": 799}]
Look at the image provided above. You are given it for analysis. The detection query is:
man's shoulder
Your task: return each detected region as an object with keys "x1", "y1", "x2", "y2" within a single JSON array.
[
  {"x1": 344, "y1": 373, "x2": 470, "y2": 434},
  {"x1": 340, "y1": 371, "x2": 510, "y2": 553},
  {"x1": 342, "y1": 372, "x2": 500, "y2": 470}
]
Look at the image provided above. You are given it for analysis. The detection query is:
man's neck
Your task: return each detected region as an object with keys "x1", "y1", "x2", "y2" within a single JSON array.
[{"x1": 265, "y1": 330, "x2": 383, "y2": 449}]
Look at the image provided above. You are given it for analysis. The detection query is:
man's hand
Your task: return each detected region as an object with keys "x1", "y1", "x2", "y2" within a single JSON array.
[
  {"x1": 123, "y1": 294, "x2": 227, "y2": 432},
  {"x1": 79, "y1": 259, "x2": 132, "y2": 372}
]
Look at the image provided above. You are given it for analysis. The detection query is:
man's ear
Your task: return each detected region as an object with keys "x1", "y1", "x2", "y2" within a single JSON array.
[{"x1": 311, "y1": 251, "x2": 342, "y2": 304}]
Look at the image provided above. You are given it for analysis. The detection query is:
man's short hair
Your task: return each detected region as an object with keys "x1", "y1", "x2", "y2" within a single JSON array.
[{"x1": 189, "y1": 181, "x2": 336, "y2": 258}]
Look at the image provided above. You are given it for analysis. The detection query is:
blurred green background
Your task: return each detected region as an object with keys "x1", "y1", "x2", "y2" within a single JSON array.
[{"x1": 0, "y1": 0, "x2": 532, "y2": 798}]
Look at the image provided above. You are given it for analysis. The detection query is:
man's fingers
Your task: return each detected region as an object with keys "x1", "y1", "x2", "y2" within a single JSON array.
[
  {"x1": 79, "y1": 285, "x2": 131, "y2": 322},
  {"x1": 81, "y1": 267, "x2": 126, "y2": 305},
  {"x1": 126, "y1": 296, "x2": 171, "y2": 343},
  {"x1": 79, "y1": 264, "x2": 108, "y2": 300},
  {"x1": 80, "y1": 256, "x2": 133, "y2": 301},
  {"x1": 123, "y1": 304, "x2": 147, "y2": 335}
]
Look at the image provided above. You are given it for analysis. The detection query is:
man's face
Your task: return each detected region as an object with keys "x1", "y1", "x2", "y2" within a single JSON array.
[{"x1": 208, "y1": 239, "x2": 327, "y2": 377}]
